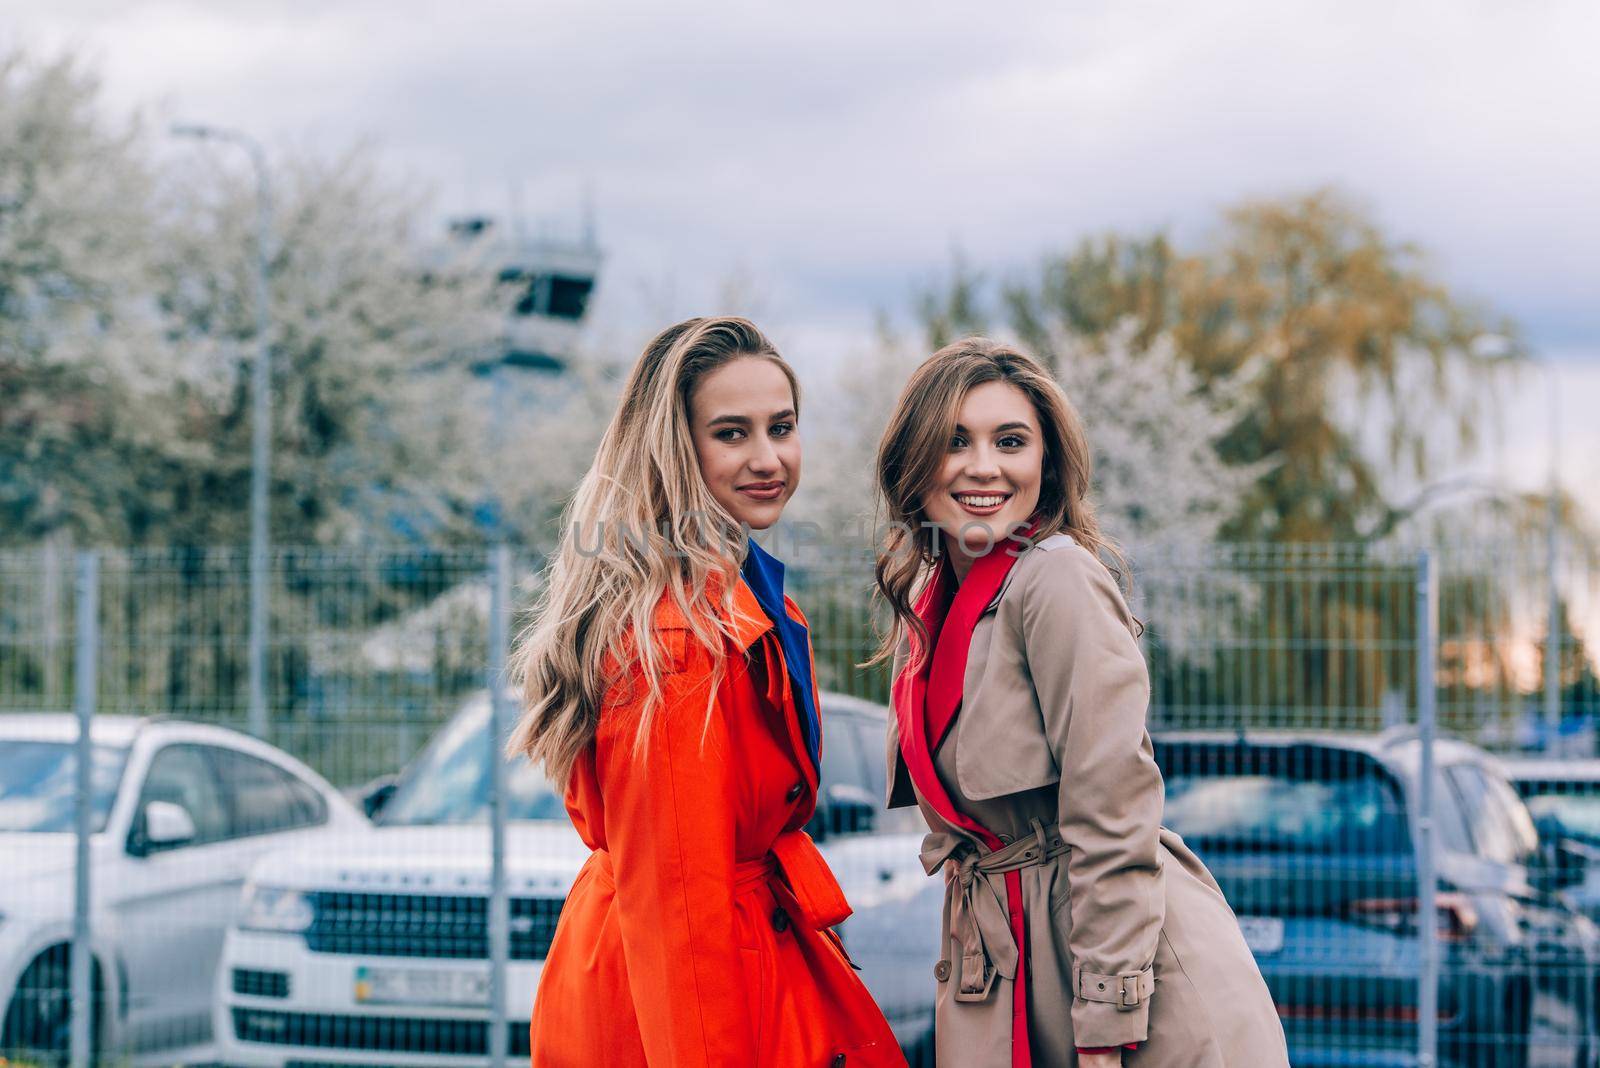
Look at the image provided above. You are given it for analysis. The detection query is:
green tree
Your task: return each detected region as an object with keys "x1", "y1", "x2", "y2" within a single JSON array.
[{"x1": 923, "y1": 190, "x2": 1522, "y2": 542}]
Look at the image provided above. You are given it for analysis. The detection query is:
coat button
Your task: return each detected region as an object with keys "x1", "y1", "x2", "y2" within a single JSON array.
[
  {"x1": 785, "y1": 782, "x2": 803, "y2": 802},
  {"x1": 832, "y1": 1056, "x2": 846, "y2": 1067},
  {"x1": 771, "y1": 907, "x2": 790, "y2": 933},
  {"x1": 934, "y1": 960, "x2": 951, "y2": 982},
  {"x1": 997, "y1": 833, "x2": 1013, "y2": 845}
]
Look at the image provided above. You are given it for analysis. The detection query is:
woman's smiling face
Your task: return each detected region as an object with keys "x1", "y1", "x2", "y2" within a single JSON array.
[
  {"x1": 687, "y1": 355, "x2": 801, "y2": 531},
  {"x1": 920, "y1": 380, "x2": 1043, "y2": 572}
]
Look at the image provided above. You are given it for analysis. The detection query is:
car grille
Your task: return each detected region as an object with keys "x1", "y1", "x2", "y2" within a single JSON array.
[
  {"x1": 233, "y1": 1009, "x2": 531, "y2": 1057},
  {"x1": 232, "y1": 967, "x2": 290, "y2": 999},
  {"x1": 305, "y1": 890, "x2": 562, "y2": 960}
]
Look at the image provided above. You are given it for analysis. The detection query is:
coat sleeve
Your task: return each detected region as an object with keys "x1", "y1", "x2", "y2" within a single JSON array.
[
  {"x1": 593, "y1": 638, "x2": 755, "y2": 1067},
  {"x1": 1020, "y1": 544, "x2": 1166, "y2": 1049}
]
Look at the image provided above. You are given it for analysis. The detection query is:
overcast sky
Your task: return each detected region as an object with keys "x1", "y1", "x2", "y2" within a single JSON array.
[{"x1": 7, "y1": 0, "x2": 1599, "y2": 509}]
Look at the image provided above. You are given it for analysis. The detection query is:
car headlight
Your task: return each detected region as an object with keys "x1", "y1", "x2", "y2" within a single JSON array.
[{"x1": 240, "y1": 885, "x2": 313, "y2": 935}]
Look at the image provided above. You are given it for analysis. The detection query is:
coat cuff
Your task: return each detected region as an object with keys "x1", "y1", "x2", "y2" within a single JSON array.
[{"x1": 1070, "y1": 964, "x2": 1154, "y2": 1047}]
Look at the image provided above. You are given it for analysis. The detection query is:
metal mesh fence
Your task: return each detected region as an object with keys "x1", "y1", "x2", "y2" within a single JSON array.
[{"x1": 0, "y1": 535, "x2": 1596, "y2": 1067}]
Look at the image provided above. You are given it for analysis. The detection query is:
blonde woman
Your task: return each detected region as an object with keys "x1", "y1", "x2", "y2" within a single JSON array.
[
  {"x1": 509, "y1": 317, "x2": 903, "y2": 1068},
  {"x1": 873, "y1": 338, "x2": 1287, "y2": 1067}
]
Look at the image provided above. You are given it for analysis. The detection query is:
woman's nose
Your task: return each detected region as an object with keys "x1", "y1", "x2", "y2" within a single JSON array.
[
  {"x1": 964, "y1": 445, "x2": 1002, "y2": 479},
  {"x1": 748, "y1": 435, "x2": 781, "y2": 474}
]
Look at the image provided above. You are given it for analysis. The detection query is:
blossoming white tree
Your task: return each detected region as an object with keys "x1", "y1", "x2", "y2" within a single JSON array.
[
  {"x1": 0, "y1": 51, "x2": 168, "y2": 544},
  {"x1": 1052, "y1": 319, "x2": 1265, "y2": 554},
  {"x1": 152, "y1": 150, "x2": 504, "y2": 546}
]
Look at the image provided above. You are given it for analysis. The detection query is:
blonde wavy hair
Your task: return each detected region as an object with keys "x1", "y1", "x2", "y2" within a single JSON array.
[
  {"x1": 506, "y1": 317, "x2": 799, "y2": 788},
  {"x1": 871, "y1": 336, "x2": 1132, "y2": 667}
]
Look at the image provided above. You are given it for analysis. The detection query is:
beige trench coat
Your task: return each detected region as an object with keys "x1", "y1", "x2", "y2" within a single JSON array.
[{"x1": 886, "y1": 534, "x2": 1288, "y2": 1067}]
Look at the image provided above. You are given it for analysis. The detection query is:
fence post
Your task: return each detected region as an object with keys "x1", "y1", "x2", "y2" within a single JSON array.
[
  {"x1": 1544, "y1": 494, "x2": 1562, "y2": 752},
  {"x1": 71, "y1": 551, "x2": 98, "y2": 1068},
  {"x1": 1415, "y1": 549, "x2": 1439, "y2": 1068},
  {"x1": 487, "y1": 545, "x2": 511, "y2": 1068},
  {"x1": 43, "y1": 535, "x2": 65, "y2": 702}
]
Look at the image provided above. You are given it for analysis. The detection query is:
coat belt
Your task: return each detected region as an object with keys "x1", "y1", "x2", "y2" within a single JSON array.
[
  {"x1": 920, "y1": 819, "x2": 1068, "y2": 1001},
  {"x1": 765, "y1": 828, "x2": 852, "y2": 930}
]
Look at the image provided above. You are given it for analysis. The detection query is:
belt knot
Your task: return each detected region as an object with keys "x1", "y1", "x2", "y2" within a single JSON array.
[{"x1": 919, "y1": 819, "x2": 1069, "y2": 1002}]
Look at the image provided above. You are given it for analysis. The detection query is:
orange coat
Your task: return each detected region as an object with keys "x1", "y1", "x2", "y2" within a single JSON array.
[{"x1": 529, "y1": 578, "x2": 906, "y2": 1068}]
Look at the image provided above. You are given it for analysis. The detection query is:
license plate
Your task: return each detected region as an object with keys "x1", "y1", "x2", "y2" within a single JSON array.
[
  {"x1": 1238, "y1": 916, "x2": 1285, "y2": 956},
  {"x1": 354, "y1": 965, "x2": 490, "y2": 1007}
]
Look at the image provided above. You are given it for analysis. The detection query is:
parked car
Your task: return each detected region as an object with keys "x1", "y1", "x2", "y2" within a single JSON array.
[
  {"x1": 0, "y1": 712, "x2": 366, "y2": 1067},
  {"x1": 1505, "y1": 758, "x2": 1600, "y2": 925},
  {"x1": 214, "y1": 690, "x2": 939, "y2": 1067},
  {"x1": 1153, "y1": 728, "x2": 1600, "y2": 1068}
]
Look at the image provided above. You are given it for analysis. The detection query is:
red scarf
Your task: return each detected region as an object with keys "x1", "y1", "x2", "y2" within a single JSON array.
[{"x1": 892, "y1": 525, "x2": 1036, "y2": 1068}]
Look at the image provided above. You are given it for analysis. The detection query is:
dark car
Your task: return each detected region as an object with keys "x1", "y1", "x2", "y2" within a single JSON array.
[
  {"x1": 1505, "y1": 759, "x2": 1600, "y2": 926},
  {"x1": 1152, "y1": 728, "x2": 1600, "y2": 1068}
]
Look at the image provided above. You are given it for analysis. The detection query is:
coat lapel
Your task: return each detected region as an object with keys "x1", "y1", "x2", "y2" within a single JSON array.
[
  {"x1": 926, "y1": 545, "x2": 1024, "y2": 751},
  {"x1": 650, "y1": 575, "x2": 818, "y2": 794}
]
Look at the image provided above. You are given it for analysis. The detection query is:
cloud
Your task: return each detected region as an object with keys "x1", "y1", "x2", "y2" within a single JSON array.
[{"x1": 6, "y1": 0, "x2": 1598, "y2": 353}]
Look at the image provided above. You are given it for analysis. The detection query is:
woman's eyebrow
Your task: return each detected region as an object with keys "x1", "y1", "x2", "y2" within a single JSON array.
[
  {"x1": 953, "y1": 420, "x2": 1034, "y2": 434},
  {"x1": 708, "y1": 409, "x2": 795, "y2": 427}
]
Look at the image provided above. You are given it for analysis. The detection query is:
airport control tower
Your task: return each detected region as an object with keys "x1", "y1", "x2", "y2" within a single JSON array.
[{"x1": 445, "y1": 209, "x2": 603, "y2": 375}]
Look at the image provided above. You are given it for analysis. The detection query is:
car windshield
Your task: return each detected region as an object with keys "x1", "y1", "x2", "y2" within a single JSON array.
[
  {"x1": 1160, "y1": 746, "x2": 1410, "y2": 854},
  {"x1": 0, "y1": 740, "x2": 130, "y2": 833},
  {"x1": 379, "y1": 703, "x2": 566, "y2": 825},
  {"x1": 1522, "y1": 788, "x2": 1600, "y2": 843}
]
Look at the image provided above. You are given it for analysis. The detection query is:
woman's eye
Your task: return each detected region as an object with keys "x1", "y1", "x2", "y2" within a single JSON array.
[
  {"x1": 715, "y1": 428, "x2": 746, "y2": 443},
  {"x1": 770, "y1": 422, "x2": 795, "y2": 438},
  {"x1": 948, "y1": 435, "x2": 968, "y2": 450},
  {"x1": 999, "y1": 435, "x2": 1027, "y2": 449}
]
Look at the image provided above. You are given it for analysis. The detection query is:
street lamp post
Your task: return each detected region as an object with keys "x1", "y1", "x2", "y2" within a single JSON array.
[
  {"x1": 1466, "y1": 334, "x2": 1566, "y2": 753},
  {"x1": 172, "y1": 123, "x2": 274, "y2": 741},
  {"x1": 1542, "y1": 362, "x2": 1563, "y2": 754}
]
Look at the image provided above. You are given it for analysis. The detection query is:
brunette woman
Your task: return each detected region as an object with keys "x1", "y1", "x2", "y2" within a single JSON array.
[
  {"x1": 509, "y1": 318, "x2": 903, "y2": 1067},
  {"x1": 874, "y1": 338, "x2": 1287, "y2": 1067}
]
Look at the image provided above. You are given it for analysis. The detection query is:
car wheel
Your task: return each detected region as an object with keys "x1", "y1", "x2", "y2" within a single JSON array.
[
  {"x1": 1495, "y1": 979, "x2": 1533, "y2": 1068},
  {"x1": 0, "y1": 945, "x2": 104, "y2": 1067},
  {"x1": 901, "y1": 1029, "x2": 935, "y2": 1068}
]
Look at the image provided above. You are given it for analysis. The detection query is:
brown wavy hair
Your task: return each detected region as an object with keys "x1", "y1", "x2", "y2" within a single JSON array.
[
  {"x1": 506, "y1": 317, "x2": 799, "y2": 789},
  {"x1": 870, "y1": 336, "x2": 1132, "y2": 667}
]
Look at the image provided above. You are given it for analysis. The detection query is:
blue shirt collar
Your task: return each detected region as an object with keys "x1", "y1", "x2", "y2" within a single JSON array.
[{"x1": 740, "y1": 538, "x2": 821, "y2": 774}]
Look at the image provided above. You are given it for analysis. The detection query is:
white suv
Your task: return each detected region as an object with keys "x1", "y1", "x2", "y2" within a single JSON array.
[
  {"x1": 215, "y1": 692, "x2": 940, "y2": 1066},
  {"x1": 0, "y1": 712, "x2": 366, "y2": 1067}
]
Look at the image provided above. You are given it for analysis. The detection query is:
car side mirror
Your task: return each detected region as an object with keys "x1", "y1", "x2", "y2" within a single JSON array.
[
  {"x1": 821, "y1": 783, "x2": 877, "y2": 838},
  {"x1": 133, "y1": 800, "x2": 196, "y2": 855},
  {"x1": 359, "y1": 774, "x2": 399, "y2": 820},
  {"x1": 1534, "y1": 811, "x2": 1566, "y2": 844},
  {"x1": 1531, "y1": 827, "x2": 1592, "y2": 895}
]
